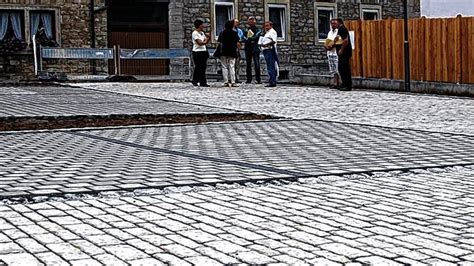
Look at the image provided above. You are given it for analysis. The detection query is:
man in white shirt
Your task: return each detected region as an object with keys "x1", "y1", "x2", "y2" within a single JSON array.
[
  {"x1": 324, "y1": 19, "x2": 340, "y2": 88},
  {"x1": 191, "y1": 19, "x2": 210, "y2": 87},
  {"x1": 260, "y1": 21, "x2": 278, "y2": 87}
]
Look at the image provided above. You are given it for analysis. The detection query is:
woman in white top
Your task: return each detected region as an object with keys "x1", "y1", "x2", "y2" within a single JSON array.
[{"x1": 191, "y1": 19, "x2": 210, "y2": 87}]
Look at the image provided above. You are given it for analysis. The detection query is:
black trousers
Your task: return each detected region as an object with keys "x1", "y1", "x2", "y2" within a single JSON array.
[
  {"x1": 245, "y1": 51, "x2": 261, "y2": 83},
  {"x1": 192, "y1": 51, "x2": 208, "y2": 85},
  {"x1": 338, "y1": 56, "x2": 352, "y2": 88}
]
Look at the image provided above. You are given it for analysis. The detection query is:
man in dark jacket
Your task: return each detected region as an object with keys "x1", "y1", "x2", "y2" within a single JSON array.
[
  {"x1": 335, "y1": 18, "x2": 353, "y2": 91},
  {"x1": 244, "y1": 16, "x2": 262, "y2": 84}
]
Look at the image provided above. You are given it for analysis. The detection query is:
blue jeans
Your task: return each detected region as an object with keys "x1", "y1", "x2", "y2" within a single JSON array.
[{"x1": 263, "y1": 49, "x2": 277, "y2": 85}]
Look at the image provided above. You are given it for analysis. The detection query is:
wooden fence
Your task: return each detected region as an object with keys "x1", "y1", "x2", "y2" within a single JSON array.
[{"x1": 345, "y1": 16, "x2": 474, "y2": 84}]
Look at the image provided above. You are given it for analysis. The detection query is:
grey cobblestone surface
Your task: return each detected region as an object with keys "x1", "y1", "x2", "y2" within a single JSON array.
[
  {"x1": 77, "y1": 82, "x2": 474, "y2": 135},
  {"x1": 1, "y1": 120, "x2": 472, "y2": 199},
  {"x1": 0, "y1": 167, "x2": 474, "y2": 265},
  {"x1": 1, "y1": 83, "x2": 474, "y2": 265},
  {"x1": 0, "y1": 86, "x2": 242, "y2": 117}
]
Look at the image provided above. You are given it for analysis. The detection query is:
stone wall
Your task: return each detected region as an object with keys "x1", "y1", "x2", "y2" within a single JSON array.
[{"x1": 0, "y1": 0, "x2": 107, "y2": 81}]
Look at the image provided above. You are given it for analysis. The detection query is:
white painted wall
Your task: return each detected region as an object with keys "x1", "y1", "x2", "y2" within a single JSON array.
[{"x1": 421, "y1": 0, "x2": 474, "y2": 17}]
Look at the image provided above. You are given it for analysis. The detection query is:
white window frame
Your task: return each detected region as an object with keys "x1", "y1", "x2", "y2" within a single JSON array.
[
  {"x1": 315, "y1": 2, "x2": 337, "y2": 43},
  {"x1": 267, "y1": 4, "x2": 288, "y2": 42},
  {"x1": 360, "y1": 4, "x2": 382, "y2": 20},
  {"x1": 211, "y1": 0, "x2": 236, "y2": 41}
]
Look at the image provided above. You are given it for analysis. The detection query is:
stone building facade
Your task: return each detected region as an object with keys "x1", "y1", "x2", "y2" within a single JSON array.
[
  {"x1": 0, "y1": 0, "x2": 106, "y2": 81},
  {"x1": 0, "y1": 0, "x2": 420, "y2": 81}
]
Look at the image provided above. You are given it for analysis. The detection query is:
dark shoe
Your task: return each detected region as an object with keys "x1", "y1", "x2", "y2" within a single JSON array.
[
  {"x1": 330, "y1": 85, "x2": 340, "y2": 89},
  {"x1": 192, "y1": 82, "x2": 198, "y2": 86},
  {"x1": 200, "y1": 84, "x2": 210, "y2": 87},
  {"x1": 245, "y1": 81, "x2": 252, "y2": 84},
  {"x1": 265, "y1": 84, "x2": 276, "y2": 88},
  {"x1": 337, "y1": 86, "x2": 352, "y2": 91},
  {"x1": 256, "y1": 81, "x2": 262, "y2": 84}
]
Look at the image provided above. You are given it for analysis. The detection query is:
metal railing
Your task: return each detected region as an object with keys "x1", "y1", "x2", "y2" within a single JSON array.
[{"x1": 33, "y1": 41, "x2": 191, "y2": 81}]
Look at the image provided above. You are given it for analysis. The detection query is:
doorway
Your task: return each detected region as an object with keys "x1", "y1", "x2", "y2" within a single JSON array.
[{"x1": 107, "y1": 0, "x2": 169, "y2": 75}]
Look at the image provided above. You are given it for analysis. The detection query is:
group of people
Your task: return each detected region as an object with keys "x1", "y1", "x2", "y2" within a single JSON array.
[
  {"x1": 324, "y1": 18, "x2": 352, "y2": 91},
  {"x1": 191, "y1": 17, "x2": 352, "y2": 90},
  {"x1": 191, "y1": 17, "x2": 279, "y2": 88}
]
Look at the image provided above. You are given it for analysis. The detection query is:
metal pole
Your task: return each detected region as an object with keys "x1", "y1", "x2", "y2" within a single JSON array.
[
  {"x1": 90, "y1": 0, "x2": 97, "y2": 75},
  {"x1": 33, "y1": 34, "x2": 38, "y2": 76},
  {"x1": 403, "y1": 0, "x2": 411, "y2": 92}
]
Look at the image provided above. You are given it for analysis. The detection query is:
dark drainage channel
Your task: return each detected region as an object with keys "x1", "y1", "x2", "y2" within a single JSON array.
[{"x1": 0, "y1": 113, "x2": 278, "y2": 131}]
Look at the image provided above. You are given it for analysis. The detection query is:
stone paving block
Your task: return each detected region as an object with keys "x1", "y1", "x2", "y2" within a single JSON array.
[
  {"x1": 423, "y1": 258, "x2": 459, "y2": 266},
  {"x1": 93, "y1": 254, "x2": 128, "y2": 266},
  {"x1": 126, "y1": 239, "x2": 163, "y2": 255},
  {"x1": 185, "y1": 256, "x2": 222, "y2": 266},
  {"x1": 357, "y1": 256, "x2": 404, "y2": 266},
  {"x1": 0, "y1": 253, "x2": 41, "y2": 266},
  {"x1": 139, "y1": 235, "x2": 173, "y2": 247},
  {"x1": 104, "y1": 245, "x2": 149, "y2": 261},
  {"x1": 36, "y1": 252, "x2": 70, "y2": 265},
  {"x1": 235, "y1": 251, "x2": 275, "y2": 264},
  {"x1": 283, "y1": 231, "x2": 330, "y2": 245},
  {"x1": 165, "y1": 235, "x2": 200, "y2": 249},
  {"x1": 319, "y1": 243, "x2": 371, "y2": 259},
  {"x1": 277, "y1": 247, "x2": 317, "y2": 259},
  {"x1": 153, "y1": 253, "x2": 192, "y2": 266},
  {"x1": 84, "y1": 234, "x2": 122, "y2": 246},
  {"x1": 70, "y1": 240, "x2": 105, "y2": 256},
  {"x1": 177, "y1": 229, "x2": 219, "y2": 243},
  {"x1": 306, "y1": 257, "x2": 343, "y2": 265},
  {"x1": 70, "y1": 259, "x2": 103, "y2": 266},
  {"x1": 206, "y1": 240, "x2": 248, "y2": 254}
]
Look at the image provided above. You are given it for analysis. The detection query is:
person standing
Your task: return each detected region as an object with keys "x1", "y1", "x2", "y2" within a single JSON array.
[
  {"x1": 233, "y1": 19, "x2": 244, "y2": 83},
  {"x1": 218, "y1": 20, "x2": 241, "y2": 87},
  {"x1": 244, "y1": 16, "x2": 262, "y2": 84},
  {"x1": 191, "y1": 19, "x2": 210, "y2": 87},
  {"x1": 335, "y1": 18, "x2": 352, "y2": 91},
  {"x1": 324, "y1": 19, "x2": 340, "y2": 88},
  {"x1": 261, "y1": 21, "x2": 278, "y2": 87}
]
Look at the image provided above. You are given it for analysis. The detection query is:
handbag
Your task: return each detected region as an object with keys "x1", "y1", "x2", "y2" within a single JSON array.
[{"x1": 213, "y1": 43, "x2": 223, "y2": 58}]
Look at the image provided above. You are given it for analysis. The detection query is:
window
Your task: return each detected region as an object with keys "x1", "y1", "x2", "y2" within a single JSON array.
[
  {"x1": 0, "y1": 10, "x2": 25, "y2": 41},
  {"x1": 213, "y1": 0, "x2": 234, "y2": 38},
  {"x1": 268, "y1": 5, "x2": 287, "y2": 40},
  {"x1": 360, "y1": 5, "x2": 382, "y2": 20},
  {"x1": 30, "y1": 11, "x2": 56, "y2": 41},
  {"x1": 0, "y1": 10, "x2": 26, "y2": 52},
  {"x1": 315, "y1": 4, "x2": 336, "y2": 41},
  {"x1": 0, "y1": 7, "x2": 59, "y2": 51}
]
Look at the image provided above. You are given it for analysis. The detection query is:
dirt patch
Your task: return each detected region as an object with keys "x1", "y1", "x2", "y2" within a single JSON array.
[{"x1": 0, "y1": 113, "x2": 277, "y2": 131}]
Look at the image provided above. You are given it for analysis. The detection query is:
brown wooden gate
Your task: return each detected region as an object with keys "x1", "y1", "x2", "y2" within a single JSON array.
[
  {"x1": 107, "y1": 0, "x2": 169, "y2": 76},
  {"x1": 108, "y1": 31, "x2": 168, "y2": 75}
]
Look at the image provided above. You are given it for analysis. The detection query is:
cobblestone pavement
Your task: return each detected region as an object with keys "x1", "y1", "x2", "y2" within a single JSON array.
[
  {"x1": 1, "y1": 167, "x2": 474, "y2": 265},
  {"x1": 1, "y1": 120, "x2": 473, "y2": 199},
  {"x1": 1, "y1": 83, "x2": 474, "y2": 265},
  {"x1": 0, "y1": 85, "x2": 241, "y2": 117},
  {"x1": 77, "y1": 82, "x2": 474, "y2": 135}
]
